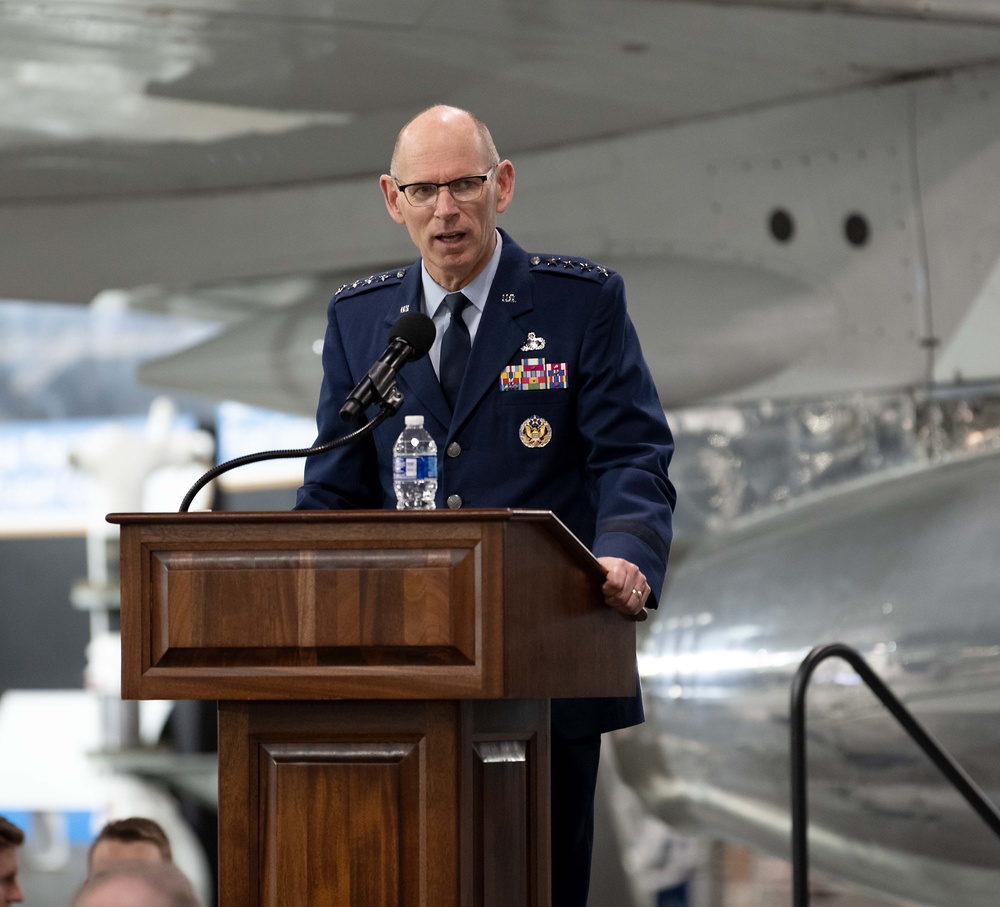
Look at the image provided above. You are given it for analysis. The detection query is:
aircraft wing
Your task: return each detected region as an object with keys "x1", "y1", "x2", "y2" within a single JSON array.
[
  {"x1": 1, "y1": 0, "x2": 999, "y2": 296},
  {"x1": 2, "y1": 1, "x2": 1000, "y2": 412}
]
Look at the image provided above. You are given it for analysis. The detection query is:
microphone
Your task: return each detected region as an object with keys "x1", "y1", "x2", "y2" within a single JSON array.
[{"x1": 339, "y1": 312, "x2": 436, "y2": 421}]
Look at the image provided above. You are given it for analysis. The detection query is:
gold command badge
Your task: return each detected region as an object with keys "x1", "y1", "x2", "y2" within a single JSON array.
[{"x1": 519, "y1": 415, "x2": 552, "y2": 448}]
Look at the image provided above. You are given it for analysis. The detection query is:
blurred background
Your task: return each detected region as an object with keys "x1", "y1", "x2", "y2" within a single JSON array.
[{"x1": 3, "y1": 2, "x2": 1000, "y2": 905}]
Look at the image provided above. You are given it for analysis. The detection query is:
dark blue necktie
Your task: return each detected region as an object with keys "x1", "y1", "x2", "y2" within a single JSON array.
[{"x1": 440, "y1": 292, "x2": 472, "y2": 411}]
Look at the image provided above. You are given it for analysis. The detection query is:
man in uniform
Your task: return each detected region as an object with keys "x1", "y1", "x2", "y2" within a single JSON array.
[{"x1": 297, "y1": 104, "x2": 675, "y2": 907}]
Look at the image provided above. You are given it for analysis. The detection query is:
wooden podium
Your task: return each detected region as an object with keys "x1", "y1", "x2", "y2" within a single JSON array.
[{"x1": 110, "y1": 509, "x2": 637, "y2": 907}]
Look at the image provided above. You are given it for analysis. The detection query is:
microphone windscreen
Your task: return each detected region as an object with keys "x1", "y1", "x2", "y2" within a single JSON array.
[{"x1": 390, "y1": 312, "x2": 436, "y2": 360}]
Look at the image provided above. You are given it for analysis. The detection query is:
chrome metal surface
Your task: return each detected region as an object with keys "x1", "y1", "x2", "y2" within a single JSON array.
[{"x1": 619, "y1": 425, "x2": 1000, "y2": 905}]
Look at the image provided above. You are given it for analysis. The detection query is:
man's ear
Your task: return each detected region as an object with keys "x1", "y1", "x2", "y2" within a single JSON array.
[
  {"x1": 379, "y1": 174, "x2": 407, "y2": 225},
  {"x1": 494, "y1": 160, "x2": 515, "y2": 214}
]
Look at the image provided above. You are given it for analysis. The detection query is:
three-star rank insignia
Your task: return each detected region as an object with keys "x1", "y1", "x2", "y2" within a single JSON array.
[{"x1": 519, "y1": 415, "x2": 552, "y2": 448}]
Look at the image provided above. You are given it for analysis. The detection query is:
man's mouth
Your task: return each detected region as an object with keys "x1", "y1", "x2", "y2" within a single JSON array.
[{"x1": 436, "y1": 231, "x2": 465, "y2": 245}]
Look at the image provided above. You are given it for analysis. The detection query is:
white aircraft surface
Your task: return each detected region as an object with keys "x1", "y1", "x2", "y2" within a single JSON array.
[{"x1": 2, "y1": 1, "x2": 1000, "y2": 905}]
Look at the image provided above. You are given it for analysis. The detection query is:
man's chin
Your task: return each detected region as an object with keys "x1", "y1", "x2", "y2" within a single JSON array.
[{"x1": 427, "y1": 252, "x2": 473, "y2": 281}]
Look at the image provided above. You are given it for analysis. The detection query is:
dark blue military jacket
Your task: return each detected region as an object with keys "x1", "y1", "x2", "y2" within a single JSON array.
[{"x1": 296, "y1": 229, "x2": 676, "y2": 738}]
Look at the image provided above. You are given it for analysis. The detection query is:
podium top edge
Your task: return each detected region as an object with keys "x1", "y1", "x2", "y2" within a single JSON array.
[
  {"x1": 106, "y1": 507, "x2": 608, "y2": 594},
  {"x1": 106, "y1": 508, "x2": 554, "y2": 526}
]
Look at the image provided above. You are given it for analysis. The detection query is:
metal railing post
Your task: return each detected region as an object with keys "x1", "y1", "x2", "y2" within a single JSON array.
[{"x1": 789, "y1": 642, "x2": 1000, "y2": 907}]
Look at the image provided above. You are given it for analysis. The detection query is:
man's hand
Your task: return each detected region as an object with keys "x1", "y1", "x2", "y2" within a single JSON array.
[{"x1": 597, "y1": 556, "x2": 648, "y2": 616}]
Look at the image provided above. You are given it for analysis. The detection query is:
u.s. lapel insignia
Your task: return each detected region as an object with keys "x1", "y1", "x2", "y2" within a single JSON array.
[
  {"x1": 520, "y1": 332, "x2": 545, "y2": 352},
  {"x1": 501, "y1": 293, "x2": 516, "y2": 303},
  {"x1": 519, "y1": 415, "x2": 552, "y2": 448},
  {"x1": 400, "y1": 304, "x2": 410, "y2": 313}
]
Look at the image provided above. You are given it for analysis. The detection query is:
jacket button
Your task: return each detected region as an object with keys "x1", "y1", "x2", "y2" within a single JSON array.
[
  {"x1": 446, "y1": 442, "x2": 462, "y2": 458},
  {"x1": 447, "y1": 494, "x2": 463, "y2": 509}
]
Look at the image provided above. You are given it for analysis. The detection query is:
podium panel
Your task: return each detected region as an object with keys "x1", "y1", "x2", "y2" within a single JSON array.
[
  {"x1": 151, "y1": 546, "x2": 477, "y2": 665},
  {"x1": 113, "y1": 509, "x2": 635, "y2": 702},
  {"x1": 261, "y1": 742, "x2": 418, "y2": 906},
  {"x1": 220, "y1": 698, "x2": 549, "y2": 907}
]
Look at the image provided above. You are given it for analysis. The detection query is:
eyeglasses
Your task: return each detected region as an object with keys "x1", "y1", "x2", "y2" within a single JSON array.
[{"x1": 394, "y1": 165, "x2": 496, "y2": 207}]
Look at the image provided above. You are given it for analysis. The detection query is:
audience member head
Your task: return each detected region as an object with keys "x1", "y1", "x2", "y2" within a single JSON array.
[
  {"x1": 0, "y1": 816, "x2": 25, "y2": 906},
  {"x1": 73, "y1": 860, "x2": 200, "y2": 907},
  {"x1": 88, "y1": 817, "x2": 172, "y2": 876}
]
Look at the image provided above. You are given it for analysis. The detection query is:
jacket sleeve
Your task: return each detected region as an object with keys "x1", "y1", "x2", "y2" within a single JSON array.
[{"x1": 576, "y1": 273, "x2": 676, "y2": 606}]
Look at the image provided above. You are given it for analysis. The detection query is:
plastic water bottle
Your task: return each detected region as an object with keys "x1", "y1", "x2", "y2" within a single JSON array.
[{"x1": 393, "y1": 415, "x2": 438, "y2": 510}]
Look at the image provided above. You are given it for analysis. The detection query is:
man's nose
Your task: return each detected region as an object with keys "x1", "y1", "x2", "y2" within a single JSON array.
[{"x1": 433, "y1": 185, "x2": 460, "y2": 216}]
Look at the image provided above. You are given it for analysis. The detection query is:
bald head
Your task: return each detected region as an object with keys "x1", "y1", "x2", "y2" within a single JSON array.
[
  {"x1": 389, "y1": 105, "x2": 499, "y2": 179},
  {"x1": 73, "y1": 861, "x2": 200, "y2": 907}
]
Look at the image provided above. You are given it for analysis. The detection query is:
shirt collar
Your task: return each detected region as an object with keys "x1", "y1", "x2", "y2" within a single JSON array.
[{"x1": 422, "y1": 229, "x2": 503, "y2": 319}]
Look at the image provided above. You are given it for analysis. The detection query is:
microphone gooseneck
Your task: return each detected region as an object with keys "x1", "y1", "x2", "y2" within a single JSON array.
[
  {"x1": 177, "y1": 313, "x2": 435, "y2": 513},
  {"x1": 178, "y1": 404, "x2": 396, "y2": 512}
]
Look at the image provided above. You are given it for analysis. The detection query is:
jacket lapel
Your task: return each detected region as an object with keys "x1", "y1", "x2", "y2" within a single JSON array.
[
  {"x1": 449, "y1": 236, "x2": 534, "y2": 433},
  {"x1": 387, "y1": 233, "x2": 536, "y2": 435},
  {"x1": 385, "y1": 269, "x2": 453, "y2": 429}
]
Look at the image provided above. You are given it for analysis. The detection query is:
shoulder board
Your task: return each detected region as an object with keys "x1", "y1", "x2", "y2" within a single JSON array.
[
  {"x1": 333, "y1": 266, "x2": 409, "y2": 300},
  {"x1": 528, "y1": 255, "x2": 613, "y2": 281}
]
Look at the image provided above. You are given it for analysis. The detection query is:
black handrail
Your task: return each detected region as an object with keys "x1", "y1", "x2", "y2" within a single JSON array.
[{"x1": 790, "y1": 642, "x2": 1000, "y2": 907}]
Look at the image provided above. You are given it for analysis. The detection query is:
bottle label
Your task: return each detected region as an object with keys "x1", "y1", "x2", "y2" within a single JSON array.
[{"x1": 393, "y1": 454, "x2": 437, "y2": 480}]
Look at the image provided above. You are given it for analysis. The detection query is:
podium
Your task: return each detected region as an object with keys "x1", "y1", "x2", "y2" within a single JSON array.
[{"x1": 110, "y1": 509, "x2": 637, "y2": 907}]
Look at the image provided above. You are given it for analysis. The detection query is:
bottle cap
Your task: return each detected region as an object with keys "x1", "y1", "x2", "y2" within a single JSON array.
[{"x1": 404, "y1": 415, "x2": 424, "y2": 427}]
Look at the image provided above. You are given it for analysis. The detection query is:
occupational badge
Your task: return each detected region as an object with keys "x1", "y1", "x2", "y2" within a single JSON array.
[
  {"x1": 520, "y1": 332, "x2": 546, "y2": 352},
  {"x1": 519, "y1": 415, "x2": 552, "y2": 448}
]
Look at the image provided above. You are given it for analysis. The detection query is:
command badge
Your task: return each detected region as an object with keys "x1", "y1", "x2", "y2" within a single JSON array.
[{"x1": 519, "y1": 415, "x2": 552, "y2": 448}]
